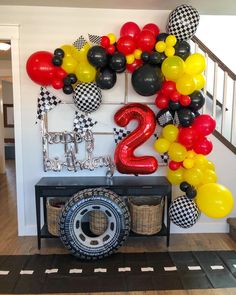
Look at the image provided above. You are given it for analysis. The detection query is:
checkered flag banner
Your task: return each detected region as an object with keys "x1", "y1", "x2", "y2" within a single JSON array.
[
  {"x1": 36, "y1": 87, "x2": 61, "y2": 122},
  {"x1": 73, "y1": 112, "x2": 97, "y2": 133},
  {"x1": 173, "y1": 111, "x2": 180, "y2": 126},
  {"x1": 73, "y1": 35, "x2": 88, "y2": 51},
  {"x1": 156, "y1": 110, "x2": 174, "y2": 127},
  {"x1": 88, "y1": 34, "x2": 101, "y2": 45},
  {"x1": 113, "y1": 128, "x2": 131, "y2": 145}
]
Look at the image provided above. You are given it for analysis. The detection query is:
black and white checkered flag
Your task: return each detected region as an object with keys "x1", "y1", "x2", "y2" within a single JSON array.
[
  {"x1": 73, "y1": 112, "x2": 97, "y2": 133},
  {"x1": 113, "y1": 128, "x2": 131, "y2": 144},
  {"x1": 173, "y1": 111, "x2": 180, "y2": 126},
  {"x1": 88, "y1": 34, "x2": 101, "y2": 45},
  {"x1": 73, "y1": 36, "x2": 88, "y2": 51},
  {"x1": 161, "y1": 152, "x2": 169, "y2": 164},
  {"x1": 36, "y1": 87, "x2": 61, "y2": 122}
]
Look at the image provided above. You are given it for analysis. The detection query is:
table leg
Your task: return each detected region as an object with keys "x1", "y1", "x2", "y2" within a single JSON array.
[
  {"x1": 166, "y1": 190, "x2": 172, "y2": 247},
  {"x1": 35, "y1": 188, "x2": 41, "y2": 250}
]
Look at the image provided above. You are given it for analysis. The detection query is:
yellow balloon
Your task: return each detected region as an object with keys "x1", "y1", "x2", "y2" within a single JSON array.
[
  {"x1": 60, "y1": 44, "x2": 75, "y2": 57},
  {"x1": 201, "y1": 169, "x2": 217, "y2": 185},
  {"x1": 167, "y1": 167, "x2": 184, "y2": 185},
  {"x1": 164, "y1": 46, "x2": 175, "y2": 57},
  {"x1": 107, "y1": 33, "x2": 116, "y2": 45},
  {"x1": 184, "y1": 167, "x2": 203, "y2": 186},
  {"x1": 162, "y1": 124, "x2": 179, "y2": 142},
  {"x1": 72, "y1": 43, "x2": 90, "y2": 63},
  {"x1": 168, "y1": 142, "x2": 187, "y2": 162},
  {"x1": 207, "y1": 161, "x2": 215, "y2": 171},
  {"x1": 186, "y1": 150, "x2": 196, "y2": 159},
  {"x1": 153, "y1": 138, "x2": 170, "y2": 154},
  {"x1": 61, "y1": 56, "x2": 78, "y2": 74},
  {"x1": 185, "y1": 53, "x2": 206, "y2": 75},
  {"x1": 183, "y1": 158, "x2": 194, "y2": 169},
  {"x1": 155, "y1": 41, "x2": 166, "y2": 53},
  {"x1": 161, "y1": 56, "x2": 185, "y2": 81},
  {"x1": 196, "y1": 183, "x2": 234, "y2": 218},
  {"x1": 134, "y1": 49, "x2": 142, "y2": 60},
  {"x1": 126, "y1": 54, "x2": 135, "y2": 64},
  {"x1": 75, "y1": 61, "x2": 96, "y2": 83},
  {"x1": 194, "y1": 74, "x2": 206, "y2": 90},
  {"x1": 165, "y1": 35, "x2": 177, "y2": 47},
  {"x1": 193, "y1": 154, "x2": 208, "y2": 170},
  {"x1": 176, "y1": 74, "x2": 196, "y2": 95}
]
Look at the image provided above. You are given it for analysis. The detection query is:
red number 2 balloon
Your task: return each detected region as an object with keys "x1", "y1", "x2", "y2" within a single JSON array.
[{"x1": 114, "y1": 103, "x2": 158, "y2": 174}]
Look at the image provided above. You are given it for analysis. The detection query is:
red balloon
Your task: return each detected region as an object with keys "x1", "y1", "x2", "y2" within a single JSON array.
[
  {"x1": 55, "y1": 67, "x2": 67, "y2": 79},
  {"x1": 155, "y1": 92, "x2": 169, "y2": 109},
  {"x1": 120, "y1": 22, "x2": 141, "y2": 39},
  {"x1": 162, "y1": 81, "x2": 176, "y2": 97},
  {"x1": 169, "y1": 160, "x2": 181, "y2": 170},
  {"x1": 126, "y1": 59, "x2": 143, "y2": 73},
  {"x1": 178, "y1": 126, "x2": 199, "y2": 149},
  {"x1": 114, "y1": 103, "x2": 158, "y2": 174},
  {"x1": 26, "y1": 51, "x2": 55, "y2": 86},
  {"x1": 192, "y1": 114, "x2": 216, "y2": 136},
  {"x1": 142, "y1": 23, "x2": 160, "y2": 38},
  {"x1": 193, "y1": 137, "x2": 213, "y2": 155},
  {"x1": 52, "y1": 78, "x2": 64, "y2": 89},
  {"x1": 117, "y1": 36, "x2": 136, "y2": 55},
  {"x1": 136, "y1": 30, "x2": 156, "y2": 52},
  {"x1": 101, "y1": 36, "x2": 110, "y2": 48},
  {"x1": 106, "y1": 45, "x2": 116, "y2": 55},
  {"x1": 179, "y1": 95, "x2": 191, "y2": 106},
  {"x1": 169, "y1": 91, "x2": 181, "y2": 102}
]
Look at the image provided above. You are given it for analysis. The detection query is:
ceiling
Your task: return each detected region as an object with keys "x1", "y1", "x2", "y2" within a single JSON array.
[{"x1": 0, "y1": 0, "x2": 236, "y2": 15}]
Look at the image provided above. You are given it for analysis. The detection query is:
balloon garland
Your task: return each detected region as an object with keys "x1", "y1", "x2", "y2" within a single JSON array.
[{"x1": 26, "y1": 4, "x2": 234, "y2": 228}]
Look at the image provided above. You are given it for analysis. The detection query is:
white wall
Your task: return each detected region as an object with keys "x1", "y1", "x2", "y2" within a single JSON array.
[{"x1": 0, "y1": 6, "x2": 235, "y2": 235}]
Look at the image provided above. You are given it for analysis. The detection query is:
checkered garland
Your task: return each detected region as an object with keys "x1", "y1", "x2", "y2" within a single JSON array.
[
  {"x1": 88, "y1": 34, "x2": 101, "y2": 45},
  {"x1": 36, "y1": 87, "x2": 61, "y2": 122},
  {"x1": 113, "y1": 128, "x2": 131, "y2": 145},
  {"x1": 73, "y1": 35, "x2": 88, "y2": 51}
]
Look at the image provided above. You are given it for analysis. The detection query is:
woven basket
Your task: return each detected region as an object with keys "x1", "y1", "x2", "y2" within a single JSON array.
[
  {"x1": 47, "y1": 198, "x2": 68, "y2": 236},
  {"x1": 129, "y1": 196, "x2": 164, "y2": 235},
  {"x1": 89, "y1": 211, "x2": 108, "y2": 236}
]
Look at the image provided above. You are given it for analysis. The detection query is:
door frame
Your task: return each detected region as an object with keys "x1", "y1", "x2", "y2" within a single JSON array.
[{"x1": 0, "y1": 24, "x2": 25, "y2": 235}]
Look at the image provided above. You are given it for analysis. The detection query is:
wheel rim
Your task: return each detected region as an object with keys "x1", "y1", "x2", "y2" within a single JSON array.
[{"x1": 72, "y1": 204, "x2": 118, "y2": 248}]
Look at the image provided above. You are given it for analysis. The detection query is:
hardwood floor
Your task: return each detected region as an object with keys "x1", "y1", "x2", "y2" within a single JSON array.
[{"x1": 0, "y1": 160, "x2": 236, "y2": 295}]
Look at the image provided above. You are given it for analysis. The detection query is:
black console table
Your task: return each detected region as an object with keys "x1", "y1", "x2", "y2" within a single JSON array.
[{"x1": 35, "y1": 176, "x2": 172, "y2": 249}]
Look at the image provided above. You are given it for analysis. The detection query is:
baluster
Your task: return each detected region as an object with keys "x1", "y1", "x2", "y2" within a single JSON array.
[
  {"x1": 212, "y1": 62, "x2": 218, "y2": 120},
  {"x1": 221, "y1": 72, "x2": 228, "y2": 135},
  {"x1": 231, "y1": 80, "x2": 236, "y2": 146}
]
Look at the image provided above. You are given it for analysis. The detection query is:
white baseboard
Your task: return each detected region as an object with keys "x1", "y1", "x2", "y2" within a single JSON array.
[{"x1": 21, "y1": 222, "x2": 229, "y2": 236}]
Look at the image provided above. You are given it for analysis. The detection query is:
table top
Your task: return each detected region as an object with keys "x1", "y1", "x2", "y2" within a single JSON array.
[{"x1": 35, "y1": 176, "x2": 171, "y2": 188}]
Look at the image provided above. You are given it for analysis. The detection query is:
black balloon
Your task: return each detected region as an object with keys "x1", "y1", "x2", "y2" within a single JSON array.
[
  {"x1": 131, "y1": 64, "x2": 163, "y2": 96},
  {"x1": 141, "y1": 51, "x2": 150, "y2": 62},
  {"x1": 63, "y1": 85, "x2": 73, "y2": 95},
  {"x1": 54, "y1": 48, "x2": 65, "y2": 58},
  {"x1": 63, "y1": 76, "x2": 72, "y2": 86},
  {"x1": 186, "y1": 186, "x2": 197, "y2": 199},
  {"x1": 109, "y1": 52, "x2": 126, "y2": 72},
  {"x1": 52, "y1": 56, "x2": 62, "y2": 66},
  {"x1": 116, "y1": 65, "x2": 126, "y2": 73},
  {"x1": 156, "y1": 108, "x2": 174, "y2": 127},
  {"x1": 169, "y1": 100, "x2": 181, "y2": 111},
  {"x1": 96, "y1": 67, "x2": 117, "y2": 90},
  {"x1": 174, "y1": 41, "x2": 191, "y2": 60},
  {"x1": 149, "y1": 52, "x2": 165, "y2": 65},
  {"x1": 68, "y1": 73, "x2": 77, "y2": 84},
  {"x1": 156, "y1": 33, "x2": 169, "y2": 42},
  {"x1": 87, "y1": 46, "x2": 108, "y2": 68},
  {"x1": 177, "y1": 108, "x2": 195, "y2": 127},
  {"x1": 180, "y1": 181, "x2": 191, "y2": 192},
  {"x1": 189, "y1": 91, "x2": 205, "y2": 111}
]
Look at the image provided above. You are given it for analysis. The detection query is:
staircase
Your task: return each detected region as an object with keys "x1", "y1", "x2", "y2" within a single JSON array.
[{"x1": 191, "y1": 36, "x2": 236, "y2": 154}]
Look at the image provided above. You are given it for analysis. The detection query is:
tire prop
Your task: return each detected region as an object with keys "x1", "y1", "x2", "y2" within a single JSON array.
[{"x1": 59, "y1": 188, "x2": 131, "y2": 260}]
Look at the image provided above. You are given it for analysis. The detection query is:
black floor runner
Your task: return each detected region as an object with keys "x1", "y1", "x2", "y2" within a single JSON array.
[{"x1": 1, "y1": 251, "x2": 236, "y2": 293}]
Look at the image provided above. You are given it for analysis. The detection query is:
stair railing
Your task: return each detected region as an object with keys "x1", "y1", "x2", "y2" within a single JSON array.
[{"x1": 191, "y1": 36, "x2": 236, "y2": 154}]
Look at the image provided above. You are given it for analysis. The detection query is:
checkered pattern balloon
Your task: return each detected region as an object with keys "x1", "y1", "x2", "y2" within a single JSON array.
[
  {"x1": 167, "y1": 5, "x2": 200, "y2": 41},
  {"x1": 169, "y1": 196, "x2": 200, "y2": 228},
  {"x1": 73, "y1": 83, "x2": 102, "y2": 113},
  {"x1": 113, "y1": 128, "x2": 131, "y2": 144}
]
